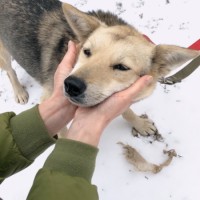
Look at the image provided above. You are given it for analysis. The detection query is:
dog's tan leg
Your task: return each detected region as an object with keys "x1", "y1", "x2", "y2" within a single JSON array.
[
  {"x1": 122, "y1": 108, "x2": 157, "y2": 136},
  {"x1": 0, "y1": 40, "x2": 29, "y2": 104}
]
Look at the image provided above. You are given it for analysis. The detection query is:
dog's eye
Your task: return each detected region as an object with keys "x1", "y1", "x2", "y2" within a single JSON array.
[
  {"x1": 113, "y1": 64, "x2": 130, "y2": 71},
  {"x1": 83, "y1": 49, "x2": 91, "y2": 57}
]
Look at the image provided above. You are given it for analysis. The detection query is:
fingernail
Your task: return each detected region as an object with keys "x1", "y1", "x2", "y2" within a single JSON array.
[
  {"x1": 145, "y1": 76, "x2": 153, "y2": 85},
  {"x1": 68, "y1": 40, "x2": 73, "y2": 48}
]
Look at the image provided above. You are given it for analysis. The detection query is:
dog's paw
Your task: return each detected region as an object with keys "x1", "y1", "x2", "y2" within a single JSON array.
[
  {"x1": 14, "y1": 87, "x2": 29, "y2": 104},
  {"x1": 132, "y1": 114, "x2": 157, "y2": 137}
]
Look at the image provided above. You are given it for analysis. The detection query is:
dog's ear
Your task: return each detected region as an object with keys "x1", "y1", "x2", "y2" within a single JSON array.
[
  {"x1": 62, "y1": 3, "x2": 101, "y2": 42},
  {"x1": 152, "y1": 44, "x2": 199, "y2": 77}
]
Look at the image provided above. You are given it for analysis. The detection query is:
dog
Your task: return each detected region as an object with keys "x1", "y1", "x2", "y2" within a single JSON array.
[{"x1": 0, "y1": 0, "x2": 199, "y2": 137}]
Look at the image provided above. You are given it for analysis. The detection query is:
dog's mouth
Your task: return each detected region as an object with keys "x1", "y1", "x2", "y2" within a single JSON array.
[
  {"x1": 64, "y1": 93, "x2": 90, "y2": 107},
  {"x1": 63, "y1": 75, "x2": 144, "y2": 107},
  {"x1": 64, "y1": 91, "x2": 106, "y2": 107}
]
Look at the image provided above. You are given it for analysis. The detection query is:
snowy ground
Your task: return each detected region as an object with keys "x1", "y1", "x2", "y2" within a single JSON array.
[{"x1": 0, "y1": 0, "x2": 200, "y2": 199}]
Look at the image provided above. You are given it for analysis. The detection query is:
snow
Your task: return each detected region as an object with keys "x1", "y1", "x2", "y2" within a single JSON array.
[{"x1": 0, "y1": 0, "x2": 200, "y2": 199}]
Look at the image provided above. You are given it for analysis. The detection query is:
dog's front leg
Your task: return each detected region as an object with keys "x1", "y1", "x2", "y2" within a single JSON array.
[
  {"x1": 122, "y1": 108, "x2": 157, "y2": 137},
  {"x1": 0, "y1": 40, "x2": 29, "y2": 104}
]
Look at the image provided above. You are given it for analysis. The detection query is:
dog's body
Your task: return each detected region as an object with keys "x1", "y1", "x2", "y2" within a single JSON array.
[
  {"x1": 0, "y1": 0, "x2": 199, "y2": 136},
  {"x1": 0, "y1": 0, "x2": 129, "y2": 103}
]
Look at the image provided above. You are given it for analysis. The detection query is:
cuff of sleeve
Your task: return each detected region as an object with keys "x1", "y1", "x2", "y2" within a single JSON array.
[
  {"x1": 43, "y1": 139, "x2": 98, "y2": 182},
  {"x1": 11, "y1": 105, "x2": 55, "y2": 161}
]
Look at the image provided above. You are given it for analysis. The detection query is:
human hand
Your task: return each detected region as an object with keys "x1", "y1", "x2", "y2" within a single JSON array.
[
  {"x1": 39, "y1": 41, "x2": 78, "y2": 136},
  {"x1": 52, "y1": 41, "x2": 78, "y2": 99},
  {"x1": 66, "y1": 75, "x2": 153, "y2": 146}
]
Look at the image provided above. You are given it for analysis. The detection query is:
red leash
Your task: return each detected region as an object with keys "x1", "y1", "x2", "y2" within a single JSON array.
[
  {"x1": 188, "y1": 39, "x2": 200, "y2": 50},
  {"x1": 143, "y1": 34, "x2": 200, "y2": 50}
]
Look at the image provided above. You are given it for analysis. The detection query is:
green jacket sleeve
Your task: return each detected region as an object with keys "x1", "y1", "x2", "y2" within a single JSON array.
[
  {"x1": 0, "y1": 106, "x2": 99, "y2": 199},
  {"x1": 27, "y1": 139, "x2": 99, "y2": 200},
  {"x1": 0, "y1": 106, "x2": 55, "y2": 183}
]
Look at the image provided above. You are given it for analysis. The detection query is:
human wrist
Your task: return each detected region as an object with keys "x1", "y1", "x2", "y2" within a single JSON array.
[
  {"x1": 39, "y1": 96, "x2": 76, "y2": 136},
  {"x1": 66, "y1": 116, "x2": 107, "y2": 147},
  {"x1": 10, "y1": 106, "x2": 55, "y2": 160}
]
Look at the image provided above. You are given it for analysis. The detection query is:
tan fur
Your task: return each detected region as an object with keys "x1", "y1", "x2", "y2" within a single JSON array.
[
  {"x1": 1, "y1": 2, "x2": 199, "y2": 169},
  {"x1": 62, "y1": 3, "x2": 200, "y2": 136},
  {"x1": 63, "y1": 4, "x2": 199, "y2": 106},
  {"x1": 1, "y1": 3, "x2": 200, "y2": 136},
  {"x1": 118, "y1": 142, "x2": 177, "y2": 173}
]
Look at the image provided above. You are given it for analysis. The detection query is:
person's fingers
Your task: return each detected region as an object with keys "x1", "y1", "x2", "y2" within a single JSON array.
[
  {"x1": 116, "y1": 75, "x2": 153, "y2": 98},
  {"x1": 58, "y1": 41, "x2": 78, "y2": 74},
  {"x1": 63, "y1": 41, "x2": 77, "y2": 66},
  {"x1": 93, "y1": 75, "x2": 153, "y2": 123},
  {"x1": 53, "y1": 41, "x2": 78, "y2": 94},
  {"x1": 128, "y1": 75, "x2": 153, "y2": 95}
]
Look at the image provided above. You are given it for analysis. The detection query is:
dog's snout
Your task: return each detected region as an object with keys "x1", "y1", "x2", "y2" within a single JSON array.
[{"x1": 64, "y1": 76, "x2": 86, "y2": 97}]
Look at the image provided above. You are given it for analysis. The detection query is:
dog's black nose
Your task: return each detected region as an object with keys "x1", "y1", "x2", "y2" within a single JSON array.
[{"x1": 64, "y1": 76, "x2": 86, "y2": 97}]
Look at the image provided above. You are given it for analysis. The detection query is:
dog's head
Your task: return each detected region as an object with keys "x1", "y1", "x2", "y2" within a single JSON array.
[{"x1": 62, "y1": 3, "x2": 199, "y2": 106}]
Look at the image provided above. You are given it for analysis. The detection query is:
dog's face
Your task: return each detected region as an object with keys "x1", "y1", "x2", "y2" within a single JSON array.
[
  {"x1": 65, "y1": 25, "x2": 155, "y2": 106},
  {"x1": 62, "y1": 3, "x2": 199, "y2": 106}
]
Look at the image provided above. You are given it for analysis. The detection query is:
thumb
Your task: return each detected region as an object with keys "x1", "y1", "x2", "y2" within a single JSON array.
[
  {"x1": 61, "y1": 40, "x2": 77, "y2": 69},
  {"x1": 53, "y1": 41, "x2": 78, "y2": 91},
  {"x1": 57, "y1": 40, "x2": 78, "y2": 75},
  {"x1": 129, "y1": 75, "x2": 153, "y2": 95},
  {"x1": 119, "y1": 75, "x2": 153, "y2": 98}
]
